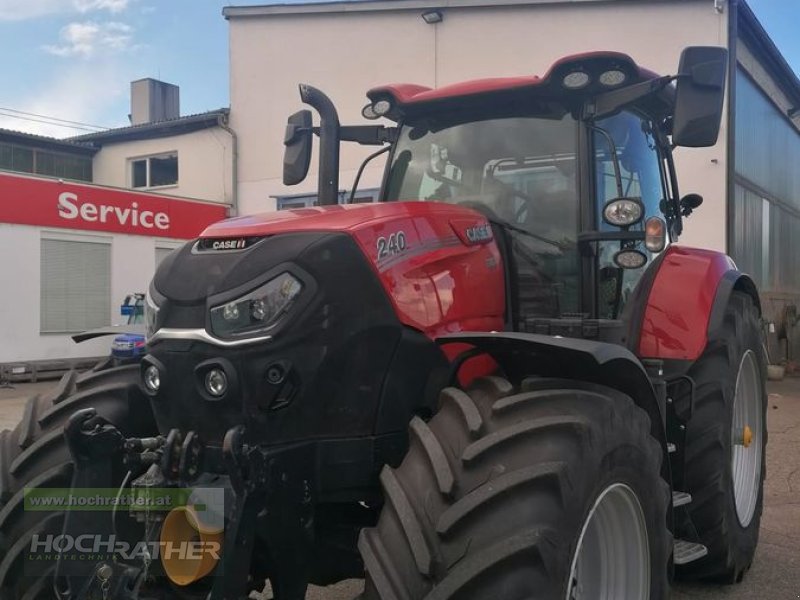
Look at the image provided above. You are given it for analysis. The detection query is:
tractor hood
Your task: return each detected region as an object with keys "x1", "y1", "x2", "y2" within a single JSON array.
[{"x1": 200, "y1": 202, "x2": 482, "y2": 239}]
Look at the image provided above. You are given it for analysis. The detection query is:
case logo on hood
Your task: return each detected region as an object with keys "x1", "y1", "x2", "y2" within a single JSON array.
[
  {"x1": 195, "y1": 237, "x2": 265, "y2": 252},
  {"x1": 465, "y1": 223, "x2": 493, "y2": 243},
  {"x1": 212, "y1": 239, "x2": 246, "y2": 250}
]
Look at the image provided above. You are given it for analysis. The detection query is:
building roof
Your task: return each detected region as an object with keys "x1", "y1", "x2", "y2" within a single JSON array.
[
  {"x1": 223, "y1": 0, "x2": 629, "y2": 18},
  {"x1": 0, "y1": 128, "x2": 97, "y2": 155},
  {"x1": 737, "y1": 0, "x2": 800, "y2": 113},
  {"x1": 69, "y1": 108, "x2": 230, "y2": 146}
]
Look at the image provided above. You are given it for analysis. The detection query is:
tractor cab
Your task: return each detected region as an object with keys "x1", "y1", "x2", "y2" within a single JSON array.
[{"x1": 283, "y1": 47, "x2": 726, "y2": 332}]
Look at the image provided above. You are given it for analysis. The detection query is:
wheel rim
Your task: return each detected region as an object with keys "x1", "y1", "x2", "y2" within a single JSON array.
[
  {"x1": 731, "y1": 349, "x2": 763, "y2": 527},
  {"x1": 566, "y1": 483, "x2": 650, "y2": 600}
]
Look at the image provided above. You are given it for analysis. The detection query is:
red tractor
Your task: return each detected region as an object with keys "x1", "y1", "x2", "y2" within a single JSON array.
[{"x1": 0, "y1": 47, "x2": 766, "y2": 599}]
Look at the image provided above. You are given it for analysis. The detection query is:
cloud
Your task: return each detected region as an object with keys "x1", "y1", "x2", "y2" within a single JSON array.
[
  {"x1": 0, "y1": 0, "x2": 69, "y2": 20},
  {"x1": 0, "y1": 62, "x2": 128, "y2": 137},
  {"x1": 73, "y1": 0, "x2": 128, "y2": 13},
  {"x1": 0, "y1": 0, "x2": 129, "y2": 21},
  {"x1": 43, "y1": 20, "x2": 133, "y2": 57}
]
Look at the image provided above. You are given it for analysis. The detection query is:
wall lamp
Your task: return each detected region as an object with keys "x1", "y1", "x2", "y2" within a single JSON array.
[{"x1": 421, "y1": 9, "x2": 443, "y2": 24}]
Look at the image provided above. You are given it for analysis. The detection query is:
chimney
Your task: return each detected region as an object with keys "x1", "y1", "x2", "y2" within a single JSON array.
[{"x1": 130, "y1": 78, "x2": 180, "y2": 125}]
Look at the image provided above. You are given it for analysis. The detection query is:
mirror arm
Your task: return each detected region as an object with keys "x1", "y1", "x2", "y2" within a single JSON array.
[
  {"x1": 339, "y1": 125, "x2": 398, "y2": 146},
  {"x1": 589, "y1": 75, "x2": 676, "y2": 120}
]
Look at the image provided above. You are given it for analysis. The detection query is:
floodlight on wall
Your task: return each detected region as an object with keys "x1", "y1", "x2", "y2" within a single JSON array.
[{"x1": 421, "y1": 9, "x2": 443, "y2": 24}]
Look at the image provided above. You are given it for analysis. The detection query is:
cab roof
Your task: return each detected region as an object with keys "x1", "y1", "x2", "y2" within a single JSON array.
[{"x1": 367, "y1": 51, "x2": 669, "y2": 119}]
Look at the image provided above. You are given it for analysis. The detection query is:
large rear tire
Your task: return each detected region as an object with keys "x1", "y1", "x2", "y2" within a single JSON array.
[
  {"x1": 359, "y1": 376, "x2": 670, "y2": 599},
  {"x1": 676, "y1": 291, "x2": 767, "y2": 582},
  {"x1": 0, "y1": 364, "x2": 156, "y2": 599}
]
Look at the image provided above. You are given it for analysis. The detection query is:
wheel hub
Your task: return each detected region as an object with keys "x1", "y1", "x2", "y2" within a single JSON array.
[{"x1": 735, "y1": 425, "x2": 754, "y2": 448}]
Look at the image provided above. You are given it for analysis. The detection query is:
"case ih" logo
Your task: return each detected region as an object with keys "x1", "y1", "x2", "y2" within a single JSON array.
[
  {"x1": 211, "y1": 239, "x2": 246, "y2": 250},
  {"x1": 465, "y1": 223, "x2": 492, "y2": 243}
]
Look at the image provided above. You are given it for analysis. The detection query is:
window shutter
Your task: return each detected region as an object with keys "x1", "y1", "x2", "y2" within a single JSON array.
[
  {"x1": 41, "y1": 239, "x2": 111, "y2": 333},
  {"x1": 155, "y1": 246, "x2": 175, "y2": 267}
]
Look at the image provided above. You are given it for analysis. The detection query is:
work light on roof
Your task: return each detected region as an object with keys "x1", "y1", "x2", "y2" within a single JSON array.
[
  {"x1": 562, "y1": 71, "x2": 591, "y2": 90},
  {"x1": 599, "y1": 69, "x2": 627, "y2": 87},
  {"x1": 372, "y1": 100, "x2": 392, "y2": 116},
  {"x1": 361, "y1": 103, "x2": 379, "y2": 120},
  {"x1": 362, "y1": 99, "x2": 392, "y2": 120}
]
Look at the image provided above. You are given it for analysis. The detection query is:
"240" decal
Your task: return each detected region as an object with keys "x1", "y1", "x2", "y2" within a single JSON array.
[{"x1": 377, "y1": 231, "x2": 407, "y2": 259}]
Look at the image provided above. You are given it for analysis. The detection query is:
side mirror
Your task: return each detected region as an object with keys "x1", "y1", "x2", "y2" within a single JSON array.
[
  {"x1": 283, "y1": 109, "x2": 313, "y2": 185},
  {"x1": 673, "y1": 46, "x2": 728, "y2": 148},
  {"x1": 680, "y1": 193, "x2": 703, "y2": 216}
]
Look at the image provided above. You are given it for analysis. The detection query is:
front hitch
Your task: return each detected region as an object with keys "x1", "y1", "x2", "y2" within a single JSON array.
[{"x1": 55, "y1": 409, "x2": 145, "y2": 600}]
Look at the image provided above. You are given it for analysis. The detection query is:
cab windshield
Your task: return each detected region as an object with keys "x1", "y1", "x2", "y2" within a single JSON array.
[{"x1": 385, "y1": 113, "x2": 580, "y2": 317}]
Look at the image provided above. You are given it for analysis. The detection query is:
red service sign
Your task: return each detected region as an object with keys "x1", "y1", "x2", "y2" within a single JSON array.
[{"x1": 0, "y1": 172, "x2": 228, "y2": 239}]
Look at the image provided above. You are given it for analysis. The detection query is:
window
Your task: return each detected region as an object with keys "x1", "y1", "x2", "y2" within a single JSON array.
[
  {"x1": 0, "y1": 143, "x2": 33, "y2": 173},
  {"x1": 155, "y1": 244, "x2": 180, "y2": 268},
  {"x1": 386, "y1": 113, "x2": 580, "y2": 317},
  {"x1": 351, "y1": 188, "x2": 380, "y2": 203},
  {"x1": 36, "y1": 151, "x2": 92, "y2": 181},
  {"x1": 41, "y1": 236, "x2": 111, "y2": 333},
  {"x1": 276, "y1": 194, "x2": 319, "y2": 210},
  {"x1": 592, "y1": 111, "x2": 668, "y2": 318},
  {"x1": 0, "y1": 142, "x2": 92, "y2": 181},
  {"x1": 131, "y1": 153, "x2": 178, "y2": 188},
  {"x1": 274, "y1": 188, "x2": 380, "y2": 209}
]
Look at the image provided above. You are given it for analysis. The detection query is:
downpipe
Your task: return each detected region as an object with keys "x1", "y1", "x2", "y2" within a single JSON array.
[{"x1": 299, "y1": 84, "x2": 340, "y2": 206}]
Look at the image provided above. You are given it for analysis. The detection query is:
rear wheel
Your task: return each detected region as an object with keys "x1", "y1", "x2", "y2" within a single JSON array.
[
  {"x1": 677, "y1": 291, "x2": 767, "y2": 582},
  {"x1": 359, "y1": 376, "x2": 670, "y2": 599},
  {"x1": 0, "y1": 364, "x2": 156, "y2": 599}
]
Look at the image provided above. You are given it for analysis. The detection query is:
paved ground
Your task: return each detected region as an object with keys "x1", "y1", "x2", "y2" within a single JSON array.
[{"x1": 2, "y1": 378, "x2": 799, "y2": 599}]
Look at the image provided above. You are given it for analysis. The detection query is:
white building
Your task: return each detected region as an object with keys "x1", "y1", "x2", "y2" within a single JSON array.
[
  {"x1": 223, "y1": 0, "x2": 800, "y2": 358},
  {"x1": 0, "y1": 80, "x2": 233, "y2": 370}
]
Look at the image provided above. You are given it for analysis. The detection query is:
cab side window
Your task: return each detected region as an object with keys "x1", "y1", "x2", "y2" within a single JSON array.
[{"x1": 593, "y1": 111, "x2": 668, "y2": 318}]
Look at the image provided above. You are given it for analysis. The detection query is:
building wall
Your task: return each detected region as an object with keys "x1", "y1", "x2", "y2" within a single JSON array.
[
  {"x1": 228, "y1": 0, "x2": 729, "y2": 250},
  {"x1": 733, "y1": 36, "x2": 800, "y2": 360},
  {"x1": 0, "y1": 222, "x2": 184, "y2": 363},
  {"x1": 92, "y1": 127, "x2": 234, "y2": 205}
]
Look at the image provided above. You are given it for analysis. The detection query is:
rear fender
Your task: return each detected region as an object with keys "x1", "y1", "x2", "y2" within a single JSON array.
[
  {"x1": 437, "y1": 332, "x2": 669, "y2": 474},
  {"x1": 636, "y1": 245, "x2": 760, "y2": 360}
]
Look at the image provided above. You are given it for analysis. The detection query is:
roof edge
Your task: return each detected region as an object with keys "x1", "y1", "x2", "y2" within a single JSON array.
[
  {"x1": 737, "y1": 0, "x2": 800, "y2": 108},
  {"x1": 69, "y1": 109, "x2": 229, "y2": 145},
  {"x1": 222, "y1": 0, "x2": 662, "y2": 19},
  {"x1": 0, "y1": 129, "x2": 97, "y2": 155}
]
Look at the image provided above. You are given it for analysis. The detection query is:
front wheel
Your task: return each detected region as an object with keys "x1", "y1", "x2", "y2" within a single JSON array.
[
  {"x1": 359, "y1": 376, "x2": 670, "y2": 599},
  {"x1": 677, "y1": 291, "x2": 767, "y2": 582}
]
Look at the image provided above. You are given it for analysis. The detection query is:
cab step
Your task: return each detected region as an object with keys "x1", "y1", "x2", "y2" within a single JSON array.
[
  {"x1": 672, "y1": 491, "x2": 692, "y2": 507},
  {"x1": 674, "y1": 539, "x2": 708, "y2": 565}
]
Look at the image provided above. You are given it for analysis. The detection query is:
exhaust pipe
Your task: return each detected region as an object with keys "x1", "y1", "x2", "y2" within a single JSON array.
[
  {"x1": 160, "y1": 506, "x2": 224, "y2": 586},
  {"x1": 299, "y1": 84, "x2": 340, "y2": 206}
]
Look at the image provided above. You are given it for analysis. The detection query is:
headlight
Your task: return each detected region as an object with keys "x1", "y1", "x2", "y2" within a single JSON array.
[
  {"x1": 209, "y1": 272, "x2": 303, "y2": 339},
  {"x1": 145, "y1": 290, "x2": 160, "y2": 339},
  {"x1": 602, "y1": 197, "x2": 645, "y2": 227}
]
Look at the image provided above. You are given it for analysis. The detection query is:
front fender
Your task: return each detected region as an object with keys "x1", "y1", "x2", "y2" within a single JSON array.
[
  {"x1": 636, "y1": 245, "x2": 760, "y2": 360},
  {"x1": 437, "y1": 332, "x2": 668, "y2": 464}
]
